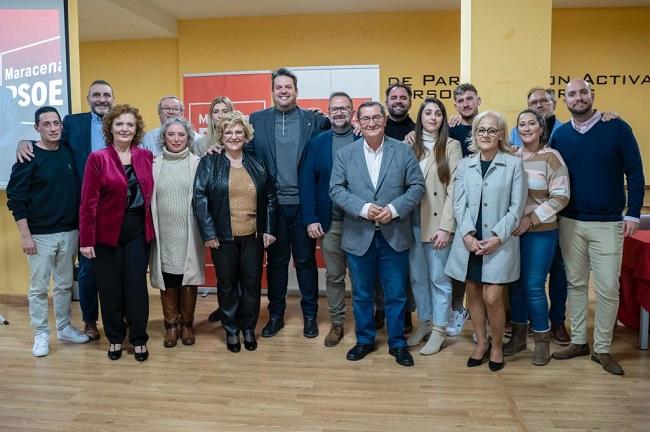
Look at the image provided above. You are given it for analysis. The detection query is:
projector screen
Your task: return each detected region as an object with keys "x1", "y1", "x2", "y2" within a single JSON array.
[{"x1": 0, "y1": 0, "x2": 71, "y2": 188}]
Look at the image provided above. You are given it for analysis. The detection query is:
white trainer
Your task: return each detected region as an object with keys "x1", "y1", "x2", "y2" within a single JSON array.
[
  {"x1": 57, "y1": 325, "x2": 90, "y2": 344},
  {"x1": 446, "y1": 307, "x2": 469, "y2": 337},
  {"x1": 32, "y1": 333, "x2": 49, "y2": 357}
]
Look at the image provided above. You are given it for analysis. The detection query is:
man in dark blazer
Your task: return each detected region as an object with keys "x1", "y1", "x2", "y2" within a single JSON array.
[
  {"x1": 330, "y1": 101, "x2": 425, "y2": 366},
  {"x1": 298, "y1": 91, "x2": 360, "y2": 347},
  {"x1": 17, "y1": 80, "x2": 115, "y2": 341},
  {"x1": 247, "y1": 68, "x2": 328, "y2": 339}
]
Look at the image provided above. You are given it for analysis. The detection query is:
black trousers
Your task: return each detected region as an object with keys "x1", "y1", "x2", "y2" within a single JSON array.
[
  {"x1": 211, "y1": 234, "x2": 263, "y2": 335},
  {"x1": 95, "y1": 212, "x2": 150, "y2": 345}
]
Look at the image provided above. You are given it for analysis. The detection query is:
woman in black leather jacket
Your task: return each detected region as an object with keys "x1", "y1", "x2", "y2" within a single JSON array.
[{"x1": 193, "y1": 111, "x2": 277, "y2": 352}]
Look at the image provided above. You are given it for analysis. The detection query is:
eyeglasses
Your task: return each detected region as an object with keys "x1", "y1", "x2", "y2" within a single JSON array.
[
  {"x1": 329, "y1": 106, "x2": 351, "y2": 114},
  {"x1": 475, "y1": 128, "x2": 502, "y2": 137},
  {"x1": 528, "y1": 98, "x2": 551, "y2": 106},
  {"x1": 160, "y1": 106, "x2": 182, "y2": 113},
  {"x1": 359, "y1": 115, "x2": 385, "y2": 124}
]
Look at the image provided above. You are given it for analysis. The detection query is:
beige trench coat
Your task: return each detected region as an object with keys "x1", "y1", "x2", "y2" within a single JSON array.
[
  {"x1": 419, "y1": 138, "x2": 463, "y2": 241},
  {"x1": 149, "y1": 153, "x2": 205, "y2": 290}
]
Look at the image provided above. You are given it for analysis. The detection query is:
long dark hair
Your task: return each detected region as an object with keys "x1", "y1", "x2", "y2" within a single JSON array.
[{"x1": 413, "y1": 98, "x2": 451, "y2": 184}]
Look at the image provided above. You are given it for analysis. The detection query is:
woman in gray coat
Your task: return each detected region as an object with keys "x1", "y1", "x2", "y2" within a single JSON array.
[{"x1": 445, "y1": 111, "x2": 526, "y2": 372}]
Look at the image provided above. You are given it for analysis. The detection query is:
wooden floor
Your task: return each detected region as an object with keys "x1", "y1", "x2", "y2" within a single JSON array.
[{"x1": 1, "y1": 295, "x2": 649, "y2": 432}]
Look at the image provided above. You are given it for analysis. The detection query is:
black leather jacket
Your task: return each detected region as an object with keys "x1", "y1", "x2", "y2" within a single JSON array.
[{"x1": 193, "y1": 151, "x2": 277, "y2": 242}]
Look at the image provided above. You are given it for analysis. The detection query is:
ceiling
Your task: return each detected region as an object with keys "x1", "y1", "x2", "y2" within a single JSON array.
[{"x1": 78, "y1": 0, "x2": 650, "y2": 41}]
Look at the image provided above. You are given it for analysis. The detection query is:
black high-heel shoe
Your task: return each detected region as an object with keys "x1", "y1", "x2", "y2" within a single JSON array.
[
  {"x1": 467, "y1": 342, "x2": 491, "y2": 367},
  {"x1": 488, "y1": 347, "x2": 505, "y2": 372},
  {"x1": 243, "y1": 329, "x2": 257, "y2": 351},
  {"x1": 108, "y1": 343, "x2": 122, "y2": 361},
  {"x1": 134, "y1": 345, "x2": 148, "y2": 362},
  {"x1": 226, "y1": 333, "x2": 241, "y2": 353}
]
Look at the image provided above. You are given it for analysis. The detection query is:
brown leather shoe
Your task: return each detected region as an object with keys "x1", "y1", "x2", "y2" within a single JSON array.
[
  {"x1": 550, "y1": 323, "x2": 571, "y2": 346},
  {"x1": 552, "y1": 343, "x2": 590, "y2": 360},
  {"x1": 84, "y1": 321, "x2": 100, "y2": 341},
  {"x1": 324, "y1": 324, "x2": 344, "y2": 347},
  {"x1": 161, "y1": 287, "x2": 180, "y2": 348},
  {"x1": 591, "y1": 352, "x2": 625, "y2": 375}
]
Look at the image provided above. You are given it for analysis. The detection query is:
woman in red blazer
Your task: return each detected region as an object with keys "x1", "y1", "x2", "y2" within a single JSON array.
[{"x1": 79, "y1": 104, "x2": 154, "y2": 362}]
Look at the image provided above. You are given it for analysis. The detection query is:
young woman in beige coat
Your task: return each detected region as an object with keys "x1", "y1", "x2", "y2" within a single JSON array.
[
  {"x1": 150, "y1": 117, "x2": 205, "y2": 347},
  {"x1": 407, "y1": 98, "x2": 462, "y2": 355}
]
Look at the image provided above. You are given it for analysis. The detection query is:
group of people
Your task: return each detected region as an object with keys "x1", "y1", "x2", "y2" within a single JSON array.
[{"x1": 7, "y1": 68, "x2": 644, "y2": 376}]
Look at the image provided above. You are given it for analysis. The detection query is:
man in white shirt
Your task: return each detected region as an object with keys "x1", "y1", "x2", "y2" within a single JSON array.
[
  {"x1": 141, "y1": 95, "x2": 200, "y2": 156},
  {"x1": 329, "y1": 101, "x2": 424, "y2": 367}
]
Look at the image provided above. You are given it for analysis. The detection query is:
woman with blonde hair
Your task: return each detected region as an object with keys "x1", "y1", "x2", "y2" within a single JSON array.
[
  {"x1": 150, "y1": 116, "x2": 205, "y2": 348},
  {"x1": 195, "y1": 96, "x2": 235, "y2": 156},
  {"x1": 445, "y1": 110, "x2": 526, "y2": 372},
  {"x1": 194, "y1": 111, "x2": 277, "y2": 352}
]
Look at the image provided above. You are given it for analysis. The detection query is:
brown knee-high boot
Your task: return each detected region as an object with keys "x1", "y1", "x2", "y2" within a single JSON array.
[
  {"x1": 180, "y1": 285, "x2": 198, "y2": 345},
  {"x1": 160, "y1": 287, "x2": 179, "y2": 348}
]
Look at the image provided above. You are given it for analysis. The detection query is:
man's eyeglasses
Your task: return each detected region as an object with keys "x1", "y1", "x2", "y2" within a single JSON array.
[
  {"x1": 359, "y1": 115, "x2": 384, "y2": 124},
  {"x1": 160, "y1": 106, "x2": 182, "y2": 113},
  {"x1": 329, "y1": 106, "x2": 351, "y2": 114}
]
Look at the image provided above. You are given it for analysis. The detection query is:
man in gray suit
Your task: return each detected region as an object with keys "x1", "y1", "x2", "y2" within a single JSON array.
[
  {"x1": 330, "y1": 101, "x2": 425, "y2": 366},
  {"x1": 247, "y1": 68, "x2": 329, "y2": 339}
]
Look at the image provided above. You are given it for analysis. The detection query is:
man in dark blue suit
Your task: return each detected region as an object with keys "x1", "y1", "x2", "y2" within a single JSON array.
[
  {"x1": 247, "y1": 68, "x2": 328, "y2": 338},
  {"x1": 299, "y1": 92, "x2": 360, "y2": 347},
  {"x1": 17, "y1": 80, "x2": 114, "y2": 340}
]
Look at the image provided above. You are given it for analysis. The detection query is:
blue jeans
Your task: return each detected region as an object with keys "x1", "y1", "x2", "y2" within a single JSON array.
[
  {"x1": 78, "y1": 253, "x2": 98, "y2": 323},
  {"x1": 548, "y1": 246, "x2": 568, "y2": 324},
  {"x1": 266, "y1": 204, "x2": 318, "y2": 318},
  {"x1": 347, "y1": 231, "x2": 408, "y2": 349},
  {"x1": 510, "y1": 230, "x2": 557, "y2": 332}
]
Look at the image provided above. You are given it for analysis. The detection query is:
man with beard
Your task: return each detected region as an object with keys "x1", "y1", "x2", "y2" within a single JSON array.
[
  {"x1": 16, "y1": 80, "x2": 115, "y2": 341},
  {"x1": 299, "y1": 92, "x2": 360, "y2": 347},
  {"x1": 550, "y1": 79, "x2": 644, "y2": 375},
  {"x1": 247, "y1": 68, "x2": 329, "y2": 339},
  {"x1": 384, "y1": 84, "x2": 415, "y2": 141},
  {"x1": 449, "y1": 83, "x2": 481, "y2": 158}
]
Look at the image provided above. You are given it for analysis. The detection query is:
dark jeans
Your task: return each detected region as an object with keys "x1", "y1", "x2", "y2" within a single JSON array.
[
  {"x1": 211, "y1": 234, "x2": 264, "y2": 335},
  {"x1": 548, "y1": 246, "x2": 568, "y2": 324},
  {"x1": 78, "y1": 254, "x2": 98, "y2": 323},
  {"x1": 266, "y1": 204, "x2": 318, "y2": 318},
  {"x1": 347, "y1": 231, "x2": 408, "y2": 349},
  {"x1": 95, "y1": 212, "x2": 150, "y2": 345}
]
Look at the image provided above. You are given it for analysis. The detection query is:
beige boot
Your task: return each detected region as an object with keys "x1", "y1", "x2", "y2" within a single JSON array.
[
  {"x1": 532, "y1": 330, "x2": 551, "y2": 366},
  {"x1": 419, "y1": 326, "x2": 446, "y2": 355},
  {"x1": 407, "y1": 321, "x2": 432, "y2": 347}
]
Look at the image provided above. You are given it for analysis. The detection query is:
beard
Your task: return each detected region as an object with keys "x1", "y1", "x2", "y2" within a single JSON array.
[{"x1": 567, "y1": 102, "x2": 593, "y2": 116}]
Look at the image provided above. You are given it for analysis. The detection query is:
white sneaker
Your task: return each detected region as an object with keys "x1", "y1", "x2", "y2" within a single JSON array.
[
  {"x1": 57, "y1": 325, "x2": 90, "y2": 344},
  {"x1": 32, "y1": 333, "x2": 49, "y2": 357},
  {"x1": 446, "y1": 308, "x2": 469, "y2": 336}
]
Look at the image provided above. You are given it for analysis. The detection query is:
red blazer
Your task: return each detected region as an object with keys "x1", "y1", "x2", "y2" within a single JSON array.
[{"x1": 79, "y1": 146, "x2": 154, "y2": 247}]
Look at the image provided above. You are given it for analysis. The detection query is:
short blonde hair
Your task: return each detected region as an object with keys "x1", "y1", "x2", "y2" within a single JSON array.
[
  {"x1": 467, "y1": 110, "x2": 513, "y2": 155},
  {"x1": 215, "y1": 111, "x2": 254, "y2": 149},
  {"x1": 206, "y1": 96, "x2": 235, "y2": 148}
]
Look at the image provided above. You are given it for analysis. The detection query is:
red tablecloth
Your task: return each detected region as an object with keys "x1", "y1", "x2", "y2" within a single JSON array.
[{"x1": 618, "y1": 231, "x2": 650, "y2": 329}]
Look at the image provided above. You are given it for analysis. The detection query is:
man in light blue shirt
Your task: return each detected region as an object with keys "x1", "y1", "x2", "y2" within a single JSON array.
[{"x1": 140, "y1": 95, "x2": 200, "y2": 156}]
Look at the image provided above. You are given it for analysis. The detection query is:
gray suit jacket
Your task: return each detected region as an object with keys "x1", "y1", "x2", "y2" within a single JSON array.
[
  {"x1": 329, "y1": 136, "x2": 425, "y2": 256},
  {"x1": 445, "y1": 151, "x2": 527, "y2": 284}
]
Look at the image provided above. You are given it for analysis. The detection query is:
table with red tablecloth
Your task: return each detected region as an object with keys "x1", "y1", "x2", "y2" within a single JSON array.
[{"x1": 618, "y1": 231, "x2": 650, "y2": 348}]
